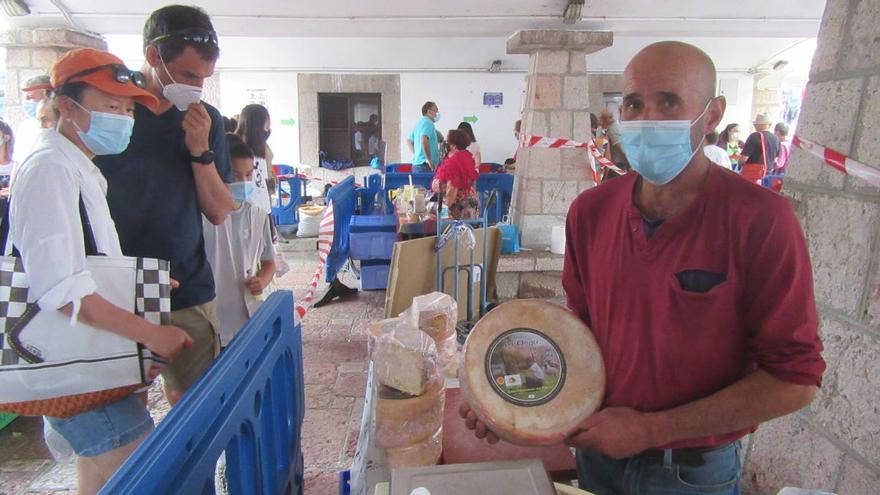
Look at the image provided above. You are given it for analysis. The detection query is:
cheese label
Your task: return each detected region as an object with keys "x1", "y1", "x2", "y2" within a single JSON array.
[{"x1": 485, "y1": 329, "x2": 566, "y2": 406}]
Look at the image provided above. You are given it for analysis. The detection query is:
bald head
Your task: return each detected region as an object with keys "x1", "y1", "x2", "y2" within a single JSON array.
[{"x1": 626, "y1": 42, "x2": 716, "y2": 103}]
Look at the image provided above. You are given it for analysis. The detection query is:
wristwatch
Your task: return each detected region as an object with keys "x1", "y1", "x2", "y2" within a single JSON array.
[{"x1": 190, "y1": 150, "x2": 215, "y2": 164}]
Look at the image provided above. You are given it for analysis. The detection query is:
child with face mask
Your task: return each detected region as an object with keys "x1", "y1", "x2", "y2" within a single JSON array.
[{"x1": 202, "y1": 133, "x2": 276, "y2": 348}]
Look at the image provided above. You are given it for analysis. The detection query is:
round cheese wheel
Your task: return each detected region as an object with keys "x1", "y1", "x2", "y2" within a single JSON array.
[
  {"x1": 386, "y1": 427, "x2": 443, "y2": 469},
  {"x1": 375, "y1": 375, "x2": 445, "y2": 449},
  {"x1": 460, "y1": 299, "x2": 605, "y2": 446}
]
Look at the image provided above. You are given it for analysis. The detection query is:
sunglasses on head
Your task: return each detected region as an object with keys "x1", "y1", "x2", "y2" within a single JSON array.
[
  {"x1": 150, "y1": 28, "x2": 219, "y2": 47},
  {"x1": 65, "y1": 64, "x2": 147, "y2": 89}
]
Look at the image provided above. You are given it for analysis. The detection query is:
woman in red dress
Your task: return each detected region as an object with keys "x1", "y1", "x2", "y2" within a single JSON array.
[{"x1": 433, "y1": 129, "x2": 479, "y2": 220}]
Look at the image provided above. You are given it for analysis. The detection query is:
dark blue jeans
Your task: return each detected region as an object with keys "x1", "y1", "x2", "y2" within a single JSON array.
[
  {"x1": 412, "y1": 163, "x2": 432, "y2": 173},
  {"x1": 576, "y1": 442, "x2": 741, "y2": 495}
]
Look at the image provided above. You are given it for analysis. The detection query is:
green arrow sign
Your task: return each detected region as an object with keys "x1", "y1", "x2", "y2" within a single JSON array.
[
  {"x1": 280, "y1": 118, "x2": 296, "y2": 126},
  {"x1": 463, "y1": 115, "x2": 478, "y2": 124}
]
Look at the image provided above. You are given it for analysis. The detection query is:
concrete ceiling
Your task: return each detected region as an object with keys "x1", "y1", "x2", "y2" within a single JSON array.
[
  {"x1": 1, "y1": 1, "x2": 825, "y2": 78},
  {"x1": 5, "y1": 0, "x2": 826, "y2": 38}
]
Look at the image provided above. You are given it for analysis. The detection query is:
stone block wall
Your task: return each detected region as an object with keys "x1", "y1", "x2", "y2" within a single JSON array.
[
  {"x1": 297, "y1": 73, "x2": 400, "y2": 167},
  {"x1": 740, "y1": 1, "x2": 880, "y2": 493},
  {"x1": 0, "y1": 29, "x2": 106, "y2": 127}
]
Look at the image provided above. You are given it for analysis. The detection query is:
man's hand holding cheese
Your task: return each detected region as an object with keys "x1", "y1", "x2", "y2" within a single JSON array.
[{"x1": 460, "y1": 41, "x2": 824, "y2": 494}]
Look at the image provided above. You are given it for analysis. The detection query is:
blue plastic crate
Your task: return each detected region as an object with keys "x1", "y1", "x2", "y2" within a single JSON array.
[
  {"x1": 349, "y1": 215, "x2": 398, "y2": 260},
  {"x1": 360, "y1": 260, "x2": 390, "y2": 290}
]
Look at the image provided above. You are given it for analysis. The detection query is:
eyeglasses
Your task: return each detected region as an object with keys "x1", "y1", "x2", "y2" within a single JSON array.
[
  {"x1": 150, "y1": 28, "x2": 219, "y2": 47},
  {"x1": 64, "y1": 64, "x2": 147, "y2": 89}
]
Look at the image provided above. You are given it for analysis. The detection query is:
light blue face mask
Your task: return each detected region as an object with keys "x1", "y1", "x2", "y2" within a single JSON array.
[
  {"x1": 23, "y1": 100, "x2": 38, "y2": 119},
  {"x1": 70, "y1": 100, "x2": 134, "y2": 156},
  {"x1": 229, "y1": 181, "x2": 256, "y2": 203},
  {"x1": 619, "y1": 101, "x2": 711, "y2": 185},
  {"x1": 432, "y1": 112, "x2": 441, "y2": 123}
]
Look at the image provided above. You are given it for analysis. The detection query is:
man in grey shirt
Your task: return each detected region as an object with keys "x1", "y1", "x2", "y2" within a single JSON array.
[{"x1": 600, "y1": 110, "x2": 630, "y2": 177}]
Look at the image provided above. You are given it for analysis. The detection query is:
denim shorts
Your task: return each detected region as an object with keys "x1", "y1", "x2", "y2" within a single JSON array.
[{"x1": 45, "y1": 394, "x2": 154, "y2": 457}]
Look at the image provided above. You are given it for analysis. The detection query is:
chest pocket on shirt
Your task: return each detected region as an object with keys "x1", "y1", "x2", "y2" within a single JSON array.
[{"x1": 675, "y1": 269, "x2": 726, "y2": 293}]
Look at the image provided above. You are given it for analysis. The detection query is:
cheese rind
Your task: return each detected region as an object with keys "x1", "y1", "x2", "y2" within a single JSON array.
[
  {"x1": 375, "y1": 375, "x2": 445, "y2": 448},
  {"x1": 460, "y1": 299, "x2": 605, "y2": 446},
  {"x1": 386, "y1": 427, "x2": 443, "y2": 469}
]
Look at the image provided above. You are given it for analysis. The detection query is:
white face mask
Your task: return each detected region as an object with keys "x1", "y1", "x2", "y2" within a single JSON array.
[{"x1": 155, "y1": 54, "x2": 203, "y2": 111}]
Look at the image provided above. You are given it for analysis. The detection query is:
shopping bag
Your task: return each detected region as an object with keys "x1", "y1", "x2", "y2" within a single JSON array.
[
  {"x1": 497, "y1": 215, "x2": 521, "y2": 254},
  {"x1": 0, "y1": 256, "x2": 171, "y2": 417}
]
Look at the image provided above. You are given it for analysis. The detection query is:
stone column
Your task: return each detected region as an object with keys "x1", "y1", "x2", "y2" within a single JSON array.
[
  {"x1": 0, "y1": 29, "x2": 107, "y2": 126},
  {"x1": 740, "y1": 0, "x2": 880, "y2": 493},
  {"x1": 507, "y1": 30, "x2": 613, "y2": 249}
]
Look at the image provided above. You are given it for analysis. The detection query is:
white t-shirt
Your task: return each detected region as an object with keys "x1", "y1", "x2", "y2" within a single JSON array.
[
  {"x1": 249, "y1": 156, "x2": 273, "y2": 214},
  {"x1": 704, "y1": 145, "x2": 733, "y2": 170},
  {"x1": 203, "y1": 202, "x2": 276, "y2": 346},
  {"x1": 12, "y1": 118, "x2": 40, "y2": 164},
  {"x1": 467, "y1": 141, "x2": 481, "y2": 165}
]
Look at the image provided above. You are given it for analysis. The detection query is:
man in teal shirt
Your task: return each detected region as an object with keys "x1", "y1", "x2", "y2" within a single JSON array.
[{"x1": 407, "y1": 101, "x2": 440, "y2": 172}]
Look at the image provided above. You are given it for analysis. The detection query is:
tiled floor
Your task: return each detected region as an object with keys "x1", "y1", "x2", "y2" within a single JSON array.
[{"x1": 0, "y1": 241, "x2": 376, "y2": 494}]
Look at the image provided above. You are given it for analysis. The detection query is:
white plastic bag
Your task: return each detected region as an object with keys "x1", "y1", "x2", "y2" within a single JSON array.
[{"x1": 296, "y1": 205, "x2": 324, "y2": 238}]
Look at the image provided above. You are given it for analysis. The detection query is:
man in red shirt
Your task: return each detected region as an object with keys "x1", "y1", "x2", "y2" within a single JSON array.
[{"x1": 462, "y1": 41, "x2": 824, "y2": 494}]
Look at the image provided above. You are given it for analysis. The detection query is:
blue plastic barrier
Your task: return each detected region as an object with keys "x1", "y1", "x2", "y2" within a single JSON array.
[
  {"x1": 273, "y1": 174, "x2": 308, "y2": 226},
  {"x1": 101, "y1": 291, "x2": 304, "y2": 495},
  {"x1": 324, "y1": 176, "x2": 358, "y2": 283},
  {"x1": 356, "y1": 173, "x2": 383, "y2": 215},
  {"x1": 475, "y1": 173, "x2": 514, "y2": 225}
]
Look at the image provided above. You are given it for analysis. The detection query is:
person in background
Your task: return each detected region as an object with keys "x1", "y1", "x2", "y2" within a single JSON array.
[
  {"x1": 94, "y1": 4, "x2": 232, "y2": 406},
  {"x1": 458, "y1": 121, "x2": 481, "y2": 171},
  {"x1": 367, "y1": 113, "x2": 380, "y2": 157},
  {"x1": 407, "y1": 101, "x2": 440, "y2": 172},
  {"x1": 13, "y1": 75, "x2": 51, "y2": 163},
  {"x1": 203, "y1": 133, "x2": 275, "y2": 348},
  {"x1": 703, "y1": 131, "x2": 732, "y2": 169},
  {"x1": 739, "y1": 113, "x2": 780, "y2": 184},
  {"x1": 506, "y1": 119, "x2": 522, "y2": 171},
  {"x1": 37, "y1": 98, "x2": 60, "y2": 129},
  {"x1": 773, "y1": 122, "x2": 791, "y2": 175},
  {"x1": 599, "y1": 110, "x2": 629, "y2": 174},
  {"x1": 717, "y1": 123, "x2": 744, "y2": 168},
  {"x1": 590, "y1": 113, "x2": 601, "y2": 145},
  {"x1": 222, "y1": 115, "x2": 237, "y2": 133},
  {"x1": 433, "y1": 129, "x2": 478, "y2": 220},
  {"x1": 11, "y1": 47, "x2": 193, "y2": 495},
  {"x1": 0, "y1": 120, "x2": 15, "y2": 195},
  {"x1": 236, "y1": 104, "x2": 276, "y2": 229}
]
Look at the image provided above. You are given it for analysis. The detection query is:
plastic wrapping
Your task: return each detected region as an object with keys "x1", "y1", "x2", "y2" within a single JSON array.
[
  {"x1": 296, "y1": 205, "x2": 324, "y2": 237},
  {"x1": 401, "y1": 292, "x2": 459, "y2": 371},
  {"x1": 386, "y1": 426, "x2": 443, "y2": 469},
  {"x1": 374, "y1": 374, "x2": 445, "y2": 449},
  {"x1": 368, "y1": 317, "x2": 439, "y2": 396}
]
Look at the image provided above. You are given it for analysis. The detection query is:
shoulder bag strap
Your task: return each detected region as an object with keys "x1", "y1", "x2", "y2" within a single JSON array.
[
  {"x1": 78, "y1": 195, "x2": 101, "y2": 257},
  {"x1": 758, "y1": 131, "x2": 768, "y2": 173}
]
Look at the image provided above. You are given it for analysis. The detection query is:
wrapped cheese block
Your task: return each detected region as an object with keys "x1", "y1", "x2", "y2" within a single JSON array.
[
  {"x1": 386, "y1": 427, "x2": 443, "y2": 469},
  {"x1": 374, "y1": 374, "x2": 445, "y2": 448},
  {"x1": 461, "y1": 299, "x2": 605, "y2": 446},
  {"x1": 369, "y1": 318, "x2": 438, "y2": 396},
  {"x1": 401, "y1": 292, "x2": 459, "y2": 370}
]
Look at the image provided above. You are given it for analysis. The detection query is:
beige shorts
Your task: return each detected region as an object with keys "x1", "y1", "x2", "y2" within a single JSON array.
[{"x1": 161, "y1": 300, "x2": 221, "y2": 393}]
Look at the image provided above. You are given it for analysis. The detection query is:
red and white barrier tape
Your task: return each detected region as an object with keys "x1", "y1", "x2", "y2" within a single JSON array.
[
  {"x1": 277, "y1": 173, "x2": 362, "y2": 188},
  {"x1": 294, "y1": 200, "x2": 335, "y2": 321},
  {"x1": 520, "y1": 135, "x2": 627, "y2": 182},
  {"x1": 792, "y1": 136, "x2": 880, "y2": 188}
]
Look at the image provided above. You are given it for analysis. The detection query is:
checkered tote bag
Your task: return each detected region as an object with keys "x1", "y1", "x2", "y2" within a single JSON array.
[{"x1": 0, "y1": 255, "x2": 172, "y2": 418}]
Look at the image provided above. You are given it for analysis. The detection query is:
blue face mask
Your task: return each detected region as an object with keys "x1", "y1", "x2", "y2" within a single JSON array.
[
  {"x1": 432, "y1": 112, "x2": 441, "y2": 123},
  {"x1": 619, "y1": 102, "x2": 710, "y2": 185},
  {"x1": 71, "y1": 100, "x2": 134, "y2": 156},
  {"x1": 229, "y1": 181, "x2": 256, "y2": 203},
  {"x1": 23, "y1": 100, "x2": 38, "y2": 119}
]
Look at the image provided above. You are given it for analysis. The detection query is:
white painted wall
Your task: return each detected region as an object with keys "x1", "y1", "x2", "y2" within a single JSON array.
[
  {"x1": 399, "y1": 73, "x2": 527, "y2": 165},
  {"x1": 217, "y1": 72, "x2": 300, "y2": 167},
  {"x1": 717, "y1": 72, "x2": 756, "y2": 136}
]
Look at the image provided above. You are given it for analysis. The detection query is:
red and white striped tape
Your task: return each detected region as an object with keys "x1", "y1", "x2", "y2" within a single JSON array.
[
  {"x1": 294, "y1": 200, "x2": 335, "y2": 321},
  {"x1": 520, "y1": 135, "x2": 627, "y2": 181},
  {"x1": 792, "y1": 136, "x2": 880, "y2": 188},
  {"x1": 276, "y1": 173, "x2": 363, "y2": 188}
]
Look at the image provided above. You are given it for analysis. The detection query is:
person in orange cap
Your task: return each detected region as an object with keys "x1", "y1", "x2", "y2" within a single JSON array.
[{"x1": 8, "y1": 48, "x2": 194, "y2": 495}]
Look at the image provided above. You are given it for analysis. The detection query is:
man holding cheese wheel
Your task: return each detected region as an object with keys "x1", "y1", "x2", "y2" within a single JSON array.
[{"x1": 461, "y1": 41, "x2": 825, "y2": 495}]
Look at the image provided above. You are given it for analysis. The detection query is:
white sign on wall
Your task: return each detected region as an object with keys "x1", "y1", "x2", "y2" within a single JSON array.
[{"x1": 246, "y1": 88, "x2": 269, "y2": 107}]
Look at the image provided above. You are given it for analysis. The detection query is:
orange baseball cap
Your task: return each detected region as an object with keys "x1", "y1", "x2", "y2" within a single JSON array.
[{"x1": 49, "y1": 48, "x2": 158, "y2": 110}]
